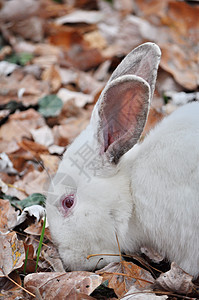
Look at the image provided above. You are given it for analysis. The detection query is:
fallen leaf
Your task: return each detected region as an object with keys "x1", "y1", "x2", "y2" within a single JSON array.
[
  {"x1": 42, "y1": 65, "x2": 62, "y2": 92},
  {"x1": 0, "y1": 140, "x2": 20, "y2": 154},
  {"x1": 38, "y1": 94, "x2": 63, "y2": 118},
  {"x1": 12, "y1": 193, "x2": 45, "y2": 211},
  {"x1": 48, "y1": 24, "x2": 85, "y2": 50},
  {"x1": 48, "y1": 145, "x2": 65, "y2": 155},
  {"x1": 16, "y1": 204, "x2": 45, "y2": 227},
  {"x1": 154, "y1": 262, "x2": 195, "y2": 295},
  {"x1": 121, "y1": 285, "x2": 168, "y2": 299},
  {"x1": 41, "y1": 245, "x2": 65, "y2": 272},
  {"x1": 10, "y1": 17, "x2": 44, "y2": 42},
  {"x1": 7, "y1": 170, "x2": 48, "y2": 199},
  {"x1": 0, "y1": 179, "x2": 8, "y2": 194},
  {"x1": 0, "y1": 108, "x2": 45, "y2": 142},
  {"x1": 0, "y1": 71, "x2": 49, "y2": 105},
  {"x1": 0, "y1": 61, "x2": 18, "y2": 76},
  {"x1": 24, "y1": 271, "x2": 102, "y2": 299},
  {"x1": 0, "y1": 0, "x2": 40, "y2": 22},
  {"x1": 84, "y1": 30, "x2": 107, "y2": 50},
  {"x1": 0, "y1": 270, "x2": 22, "y2": 293},
  {"x1": 161, "y1": 45, "x2": 198, "y2": 90},
  {"x1": 25, "y1": 219, "x2": 44, "y2": 236},
  {"x1": 52, "y1": 114, "x2": 90, "y2": 145},
  {"x1": 97, "y1": 261, "x2": 154, "y2": 298},
  {"x1": 142, "y1": 107, "x2": 164, "y2": 136},
  {"x1": 31, "y1": 125, "x2": 54, "y2": 147},
  {"x1": 65, "y1": 46, "x2": 104, "y2": 71},
  {"x1": 0, "y1": 153, "x2": 17, "y2": 174},
  {"x1": 0, "y1": 231, "x2": 25, "y2": 276},
  {"x1": 40, "y1": 154, "x2": 60, "y2": 174},
  {"x1": 59, "y1": 68, "x2": 78, "y2": 85},
  {"x1": 0, "y1": 288, "x2": 25, "y2": 299},
  {"x1": 18, "y1": 139, "x2": 49, "y2": 158},
  {"x1": 0, "y1": 199, "x2": 18, "y2": 233},
  {"x1": 55, "y1": 10, "x2": 103, "y2": 25},
  {"x1": 57, "y1": 88, "x2": 93, "y2": 107}
]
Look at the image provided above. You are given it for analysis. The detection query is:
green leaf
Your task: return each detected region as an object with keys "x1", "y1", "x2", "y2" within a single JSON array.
[
  {"x1": 35, "y1": 215, "x2": 46, "y2": 272},
  {"x1": 11, "y1": 193, "x2": 46, "y2": 210},
  {"x1": 6, "y1": 52, "x2": 34, "y2": 66},
  {"x1": 38, "y1": 95, "x2": 63, "y2": 117}
]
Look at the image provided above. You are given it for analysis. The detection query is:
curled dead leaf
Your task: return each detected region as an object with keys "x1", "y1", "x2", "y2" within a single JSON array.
[{"x1": 154, "y1": 262, "x2": 195, "y2": 295}]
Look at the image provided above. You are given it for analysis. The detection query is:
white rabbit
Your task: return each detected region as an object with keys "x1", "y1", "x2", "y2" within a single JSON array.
[{"x1": 46, "y1": 42, "x2": 199, "y2": 276}]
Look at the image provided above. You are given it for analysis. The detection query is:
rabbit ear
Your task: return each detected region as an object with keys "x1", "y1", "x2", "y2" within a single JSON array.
[
  {"x1": 109, "y1": 42, "x2": 161, "y2": 98},
  {"x1": 97, "y1": 75, "x2": 150, "y2": 164},
  {"x1": 92, "y1": 43, "x2": 161, "y2": 164}
]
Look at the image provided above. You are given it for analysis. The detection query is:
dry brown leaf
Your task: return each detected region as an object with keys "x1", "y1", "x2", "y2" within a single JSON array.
[
  {"x1": 142, "y1": 107, "x2": 164, "y2": 136},
  {"x1": 48, "y1": 24, "x2": 84, "y2": 50},
  {"x1": 154, "y1": 262, "x2": 195, "y2": 295},
  {"x1": 134, "y1": 0, "x2": 169, "y2": 22},
  {"x1": 55, "y1": 10, "x2": 103, "y2": 25},
  {"x1": 0, "y1": 0, "x2": 40, "y2": 22},
  {"x1": 39, "y1": 0, "x2": 70, "y2": 19},
  {"x1": 0, "y1": 231, "x2": 25, "y2": 276},
  {"x1": 24, "y1": 219, "x2": 44, "y2": 236},
  {"x1": 121, "y1": 285, "x2": 168, "y2": 300},
  {"x1": 0, "y1": 288, "x2": 25, "y2": 299},
  {"x1": 161, "y1": 45, "x2": 198, "y2": 90},
  {"x1": 0, "y1": 140, "x2": 20, "y2": 155},
  {"x1": 97, "y1": 261, "x2": 154, "y2": 298},
  {"x1": 31, "y1": 125, "x2": 54, "y2": 147},
  {"x1": 0, "y1": 270, "x2": 22, "y2": 293},
  {"x1": 74, "y1": 0, "x2": 98, "y2": 10},
  {"x1": 18, "y1": 139, "x2": 49, "y2": 158},
  {"x1": 162, "y1": 1, "x2": 199, "y2": 45},
  {"x1": 0, "y1": 199, "x2": 18, "y2": 233},
  {"x1": 0, "y1": 109, "x2": 45, "y2": 143},
  {"x1": 42, "y1": 65, "x2": 62, "y2": 92},
  {"x1": 65, "y1": 46, "x2": 104, "y2": 71},
  {"x1": 59, "y1": 68, "x2": 78, "y2": 85},
  {"x1": 24, "y1": 271, "x2": 102, "y2": 299},
  {"x1": 84, "y1": 30, "x2": 107, "y2": 50},
  {"x1": 76, "y1": 71, "x2": 104, "y2": 97},
  {"x1": 7, "y1": 170, "x2": 48, "y2": 200},
  {"x1": 41, "y1": 245, "x2": 65, "y2": 272},
  {"x1": 57, "y1": 88, "x2": 93, "y2": 107},
  {"x1": 53, "y1": 113, "x2": 90, "y2": 145},
  {"x1": 0, "y1": 71, "x2": 49, "y2": 105},
  {"x1": 40, "y1": 154, "x2": 60, "y2": 175},
  {"x1": 9, "y1": 17, "x2": 44, "y2": 42}
]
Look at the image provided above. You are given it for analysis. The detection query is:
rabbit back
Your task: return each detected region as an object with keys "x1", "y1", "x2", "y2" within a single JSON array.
[{"x1": 126, "y1": 101, "x2": 199, "y2": 276}]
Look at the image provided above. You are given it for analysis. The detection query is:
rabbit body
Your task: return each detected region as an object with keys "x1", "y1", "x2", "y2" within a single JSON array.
[
  {"x1": 127, "y1": 102, "x2": 199, "y2": 276},
  {"x1": 46, "y1": 43, "x2": 199, "y2": 276}
]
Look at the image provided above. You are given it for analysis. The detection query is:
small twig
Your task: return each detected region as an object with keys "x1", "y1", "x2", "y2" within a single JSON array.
[
  {"x1": 87, "y1": 253, "x2": 120, "y2": 260},
  {"x1": 7, "y1": 184, "x2": 26, "y2": 193},
  {"x1": 115, "y1": 233, "x2": 122, "y2": 263}
]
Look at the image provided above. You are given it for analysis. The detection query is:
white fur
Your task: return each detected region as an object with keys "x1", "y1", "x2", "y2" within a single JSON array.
[{"x1": 46, "y1": 43, "x2": 199, "y2": 276}]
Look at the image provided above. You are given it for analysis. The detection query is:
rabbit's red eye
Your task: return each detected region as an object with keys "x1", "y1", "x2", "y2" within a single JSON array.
[{"x1": 61, "y1": 194, "x2": 75, "y2": 212}]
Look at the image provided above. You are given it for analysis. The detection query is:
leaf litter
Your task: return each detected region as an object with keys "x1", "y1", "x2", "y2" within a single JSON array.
[{"x1": 0, "y1": 0, "x2": 199, "y2": 298}]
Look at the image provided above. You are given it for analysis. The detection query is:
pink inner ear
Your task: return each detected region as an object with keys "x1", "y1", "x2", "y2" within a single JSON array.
[{"x1": 99, "y1": 78, "x2": 149, "y2": 163}]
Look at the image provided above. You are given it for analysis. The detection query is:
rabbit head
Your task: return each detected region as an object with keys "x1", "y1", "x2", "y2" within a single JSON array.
[{"x1": 46, "y1": 43, "x2": 161, "y2": 271}]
